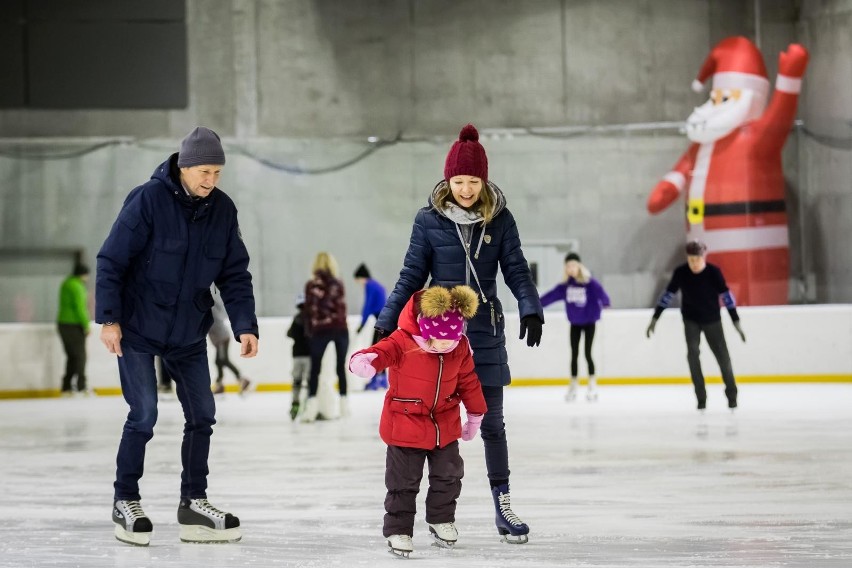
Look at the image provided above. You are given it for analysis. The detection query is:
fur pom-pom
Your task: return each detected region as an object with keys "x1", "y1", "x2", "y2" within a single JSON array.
[
  {"x1": 419, "y1": 286, "x2": 453, "y2": 318},
  {"x1": 450, "y1": 285, "x2": 479, "y2": 319},
  {"x1": 458, "y1": 124, "x2": 479, "y2": 142}
]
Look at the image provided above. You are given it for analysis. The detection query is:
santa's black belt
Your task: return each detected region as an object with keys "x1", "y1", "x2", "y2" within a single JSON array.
[{"x1": 690, "y1": 200, "x2": 787, "y2": 217}]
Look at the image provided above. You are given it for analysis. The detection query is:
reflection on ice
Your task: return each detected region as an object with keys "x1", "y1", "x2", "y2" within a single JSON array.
[{"x1": 1, "y1": 383, "x2": 851, "y2": 567}]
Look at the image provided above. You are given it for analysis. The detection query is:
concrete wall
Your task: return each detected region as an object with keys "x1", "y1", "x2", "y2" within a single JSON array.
[
  {"x1": 798, "y1": 0, "x2": 852, "y2": 302},
  {"x1": 1, "y1": 0, "x2": 850, "y2": 322},
  {"x1": 2, "y1": 306, "x2": 850, "y2": 396}
]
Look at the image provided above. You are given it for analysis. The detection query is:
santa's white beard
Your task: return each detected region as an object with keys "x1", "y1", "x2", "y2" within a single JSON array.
[{"x1": 686, "y1": 90, "x2": 761, "y2": 143}]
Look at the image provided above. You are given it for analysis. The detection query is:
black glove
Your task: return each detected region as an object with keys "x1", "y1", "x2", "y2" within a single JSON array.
[
  {"x1": 646, "y1": 317, "x2": 658, "y2": 338},
  {"x1": 733, "y1": 320, "x2": 746, "y2": 343},
  {"x1": 519, "y1": 315, "x2": 542, "y2": 347}
]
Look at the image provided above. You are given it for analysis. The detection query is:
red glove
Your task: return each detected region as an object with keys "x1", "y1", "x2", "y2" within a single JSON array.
[
  {"x1": 778, "y1": 44, "x2": 808, "y2": 78},
  {"x1": 647, "y1": 179, "x2": 680, "y2": 214}
]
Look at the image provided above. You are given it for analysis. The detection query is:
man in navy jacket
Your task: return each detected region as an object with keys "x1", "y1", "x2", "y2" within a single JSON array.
[{"x1": 97, "y1": 127, "x2": 258, "y2": 546}]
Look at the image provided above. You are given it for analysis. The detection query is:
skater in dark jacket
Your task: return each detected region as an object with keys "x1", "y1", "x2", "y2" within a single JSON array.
[
  {"x1": 97, "y1": 127, "x2": 258, "y2": 546},
  {"x1": 646, "y1": 240, "x2": 746, "y2": 410},
  {"x1": 286, "y1": 293, "x2": 310, "y2": 420},
  {"x1": 540, "y1": 252, "x2": 610, "y2": 402},
  {"x1": 375, "y1": 124, "x2": 542, "y2": 543},
  {"x1": 349, "y1": 285, "x2": 487, "y2": 557}
]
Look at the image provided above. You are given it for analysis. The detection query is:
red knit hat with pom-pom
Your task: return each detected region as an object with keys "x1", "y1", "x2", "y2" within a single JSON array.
[{"x1": 444, "y1": 124, "x2": 488, "y2": 181}]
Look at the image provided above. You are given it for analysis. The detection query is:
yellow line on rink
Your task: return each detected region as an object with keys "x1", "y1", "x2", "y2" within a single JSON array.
[{"x1": 2, "y1": 374, "x2": 850, "y2": 399}]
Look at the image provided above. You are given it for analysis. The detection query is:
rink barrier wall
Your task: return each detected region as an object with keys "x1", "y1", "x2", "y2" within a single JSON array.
[{"x1": 1, "y1": 305, "x2": 850, "y2": 399}]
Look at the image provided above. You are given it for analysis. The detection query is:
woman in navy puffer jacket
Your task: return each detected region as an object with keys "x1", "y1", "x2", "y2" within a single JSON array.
[{"x1": 375, "y1": 124, "x2": 543, "y2": 544}]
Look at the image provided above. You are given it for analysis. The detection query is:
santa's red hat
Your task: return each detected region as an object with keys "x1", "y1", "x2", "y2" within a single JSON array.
[{"x1": 691, "y1": 36, "x2": 769, "y2": 98}]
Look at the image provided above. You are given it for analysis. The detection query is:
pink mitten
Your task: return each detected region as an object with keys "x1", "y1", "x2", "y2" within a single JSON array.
[
  {"x1": 461, "y1": 413, "x2": 484, "y2": 441},
  {"x1": 348, "y1": 352, "x2": 378, "y2": 379}
]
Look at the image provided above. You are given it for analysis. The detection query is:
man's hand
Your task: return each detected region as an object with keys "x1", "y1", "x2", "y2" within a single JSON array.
[
  {"x1": 519, "y1": 315, "x2": 542, "y2": 347},
  {"x1": 100, "y1": 323, "x2": 123, "y2": 357},
  {"x1": 240, "y1": 334, "x2": 259, "y2": 358},
  {"x1": 646, "y1": 317, "x2": 658, "y2": 338},
  {"x1": 733, "y1": 321, "x2": 746, "y2": 343}
]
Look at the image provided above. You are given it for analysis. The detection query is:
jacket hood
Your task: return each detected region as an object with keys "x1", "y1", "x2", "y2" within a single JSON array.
[
  {"x1": 397, "y1": 290, "x2": 425, "y2": 336},
  {"x1": 428, "y1": 179, "x2": 506, "y2": 224}
]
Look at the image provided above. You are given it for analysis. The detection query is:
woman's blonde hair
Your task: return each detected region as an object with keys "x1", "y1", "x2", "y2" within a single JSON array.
[
  {"x1": 564, "y1": 260, "x2": 591, "y2": 285},
  {"x1": 312, "y1": 251, "x2": 339, "y2": 278},
  {"x1": 433, "y1": 179, "x2": 497, "y2": 224}
]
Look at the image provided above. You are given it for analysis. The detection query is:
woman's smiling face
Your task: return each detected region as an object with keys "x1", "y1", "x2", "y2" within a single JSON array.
[{"x1": 449, "y1": 175, "x2": 483, "y2": 209}]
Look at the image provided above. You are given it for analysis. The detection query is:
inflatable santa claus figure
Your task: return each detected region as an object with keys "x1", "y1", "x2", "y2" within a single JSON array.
[{"x1": 647, "y1": 36, "x2": 808, "y2": 305}]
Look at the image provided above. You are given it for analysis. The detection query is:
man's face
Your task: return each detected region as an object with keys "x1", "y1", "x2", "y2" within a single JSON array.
[
  {"x1": 180, "y1": 164, "x2": 223, "y2": 198},
  {"x1": 687, "y1": 254, "x2": 706, "y2": 274}
]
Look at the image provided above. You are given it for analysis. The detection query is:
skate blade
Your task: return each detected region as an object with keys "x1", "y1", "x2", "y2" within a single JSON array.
[
  {"x1": 114, "y1": 525, "x2": 151, "y2": 546},
  {"x1": 499, "y1": 533, "x2": 529, "y2": 544},
  {"x1": 388, "y1": 547, "x2": 411, "y2": 558},
  {"x1": 429, "y1": 534, "x2": 456, "y2": 549},
  {"x1": 179, "y1": 525, "x2": 242, "y2": 543}
]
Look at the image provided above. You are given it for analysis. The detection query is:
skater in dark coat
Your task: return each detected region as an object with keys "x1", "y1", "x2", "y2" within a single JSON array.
[
  {"x1": 97, "y1": 127, "x2": 257, "y2": 546},
  {"x1": 350, "y1": 285, "x2": 487, "y2": 556},
  {"x1": 375, "y1": 124, "x2": 542, "y2": 543},
  {"x1": 646, "y1": 240, "x2": 746, "y2": 410}
]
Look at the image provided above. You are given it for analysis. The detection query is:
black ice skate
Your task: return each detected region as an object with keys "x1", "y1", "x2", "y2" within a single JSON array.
[
  {"x1": 491, "y1": 484, "x2": 529, "y2": 544},
  {"x1": 113, "y1": 499, "x2": 153, "y2": 546},
  {"x1": 428, "y1": 522, "x2": 458, "y2": 549},
  {"x1": 177, "y1": 498, "x2": 241, "y2": 543},
  {"x1": 387, "y1": 534, "x2": 414, "y2": 558}
]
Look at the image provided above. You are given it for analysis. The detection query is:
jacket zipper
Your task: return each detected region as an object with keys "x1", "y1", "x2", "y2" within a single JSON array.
[
  {"x1": 430, "y1": 355, "x2": 444, "y2": 448},
  {"x1": 455, "y1": 223, "x2": 495, "y2": 336}
]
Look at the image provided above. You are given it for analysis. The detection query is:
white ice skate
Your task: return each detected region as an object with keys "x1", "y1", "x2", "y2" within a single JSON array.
[
  {"x1": 428, "y1": 522, "x2": 458, "y2": 549},
  {"x1": 564, "y1": 379, "x2": 578, "y2": 402},
  {"x1": 339, "y1": 396, "x2": 350, "y2": 418},
  {"x1": 113, "y1": 500, "x2": 153, "y2": 546},
  {"x1": 387, "y1": 534, "x2": 414, "y2": 558},
  {"x1": 177, "y1": 498, "x2": 241, "y2": 543},
  {"x1": 301, "y1": 397, "x2": 319, "y2": 423},
  {"x1": 586, "y1": 377, "x2": 598, "y2": 402}
]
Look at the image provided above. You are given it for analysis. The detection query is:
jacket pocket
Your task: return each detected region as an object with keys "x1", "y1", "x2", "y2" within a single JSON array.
[
  {"x1": 389, "y1": 398, "x2": 427, "y2": 416},
  {"x1": 146, "y1": 238, "x2": 186, "y2": 306},
  {"x1": 194, "y1": 288, "x2": 215, "y2": 312},
  {"x1": 200, "y1": 241, "x2": 226, "y2": 284}
]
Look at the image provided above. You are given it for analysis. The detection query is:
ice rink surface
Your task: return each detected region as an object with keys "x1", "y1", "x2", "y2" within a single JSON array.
[{"x1": 1, "y1": 383, "x2": 851, "y2": 568}]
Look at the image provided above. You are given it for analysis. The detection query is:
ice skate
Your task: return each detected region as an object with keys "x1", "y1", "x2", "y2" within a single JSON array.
[
  {"x1": 212, "y1": 382, "x2": 225, "y2": 395},
  {"x1": 177, "y1": 498, "x2": 241, "y2": 543},
  {"x1": 289, "y1": 402, "x2": 300, "y2": 421},
  {"x1": 113, "y1": 499, "x2": 153, "y2": 546},
  {"x1": 697, "y1": 399, "x2": 707, "y2": 411},
  {"x1": 564, "y1": 379, "x2": 578, "y2": 402},
  {"x1": 586, "y1": 377, "x2": 598, "y2": 402},
  {"x1": 301, "y1": 397, "x2": 319, "y2": 423},
  {"x1": 428, "y1": 522, "x2": 458, "y2": 549},
  {"x1": 238, "y1": 377, "x2": 251, "y2": 395},
  {"x1": 387, "y1": 534, "x2": 413, "y2": 558},
  {"x1": 339, "y1": 396, "x2": 350, "y2": 418},
  {"x1": 492, "y1": 484, "x2": 529, "y2": 544}
]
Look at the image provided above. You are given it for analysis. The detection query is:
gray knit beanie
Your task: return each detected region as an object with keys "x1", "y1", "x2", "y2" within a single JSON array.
[{"x1": 177, "y1": 126, "x2": 226, "y2": 168}]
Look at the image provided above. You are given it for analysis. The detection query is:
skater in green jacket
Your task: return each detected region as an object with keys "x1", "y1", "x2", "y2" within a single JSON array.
[{"x1": 57, "y1": 263, "x2": 91, "y2": 394}]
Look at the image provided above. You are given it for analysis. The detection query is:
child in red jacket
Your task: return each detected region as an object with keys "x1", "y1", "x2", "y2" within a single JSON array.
[{"x1": 349, "y1": 285, "x2": 486, "y2": 558}]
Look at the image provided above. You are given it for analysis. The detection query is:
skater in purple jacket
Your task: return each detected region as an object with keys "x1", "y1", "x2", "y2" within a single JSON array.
[{"x1": 540, "y1": 253, "x2": 610, "y2": 401}]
